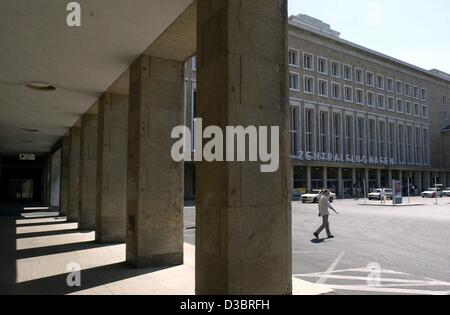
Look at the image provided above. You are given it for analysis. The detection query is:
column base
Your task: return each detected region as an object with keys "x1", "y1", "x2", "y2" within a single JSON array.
[
  {"x1": 127, "y1": 252, "x2": 183, "y2": 269},
  {"x1": 79, "y1": 223, "x2": 95, "y2": 231}
]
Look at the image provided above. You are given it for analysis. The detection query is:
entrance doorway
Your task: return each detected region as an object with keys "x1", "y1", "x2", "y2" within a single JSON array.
[{"x1": 9, "y1": 179, "x2": 34, "y2": 200}]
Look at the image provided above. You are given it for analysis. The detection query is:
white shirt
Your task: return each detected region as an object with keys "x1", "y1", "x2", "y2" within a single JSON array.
[{"x1": 318, "y1": 195, "x2": 333, "y2": 216}]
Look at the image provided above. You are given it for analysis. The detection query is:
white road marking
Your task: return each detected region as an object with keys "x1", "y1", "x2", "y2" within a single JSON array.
[
  {"x1": 299, "y1": 274, "x2": 450, "y2": 285},
  {"x1": 316, "y1": 251, "x2": 345, "y2": 284},
  {"x1": 325, "y1": 284, "x2": 450, "y2": 295}
]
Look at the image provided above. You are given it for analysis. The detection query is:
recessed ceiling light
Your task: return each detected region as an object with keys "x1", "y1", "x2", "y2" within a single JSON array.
[
  {"x1": 24, "y1": 82, "x2": 56, "y2": 91},
  {"x1": 23, "y1": 128, "x2": 39, "y2": 132}
]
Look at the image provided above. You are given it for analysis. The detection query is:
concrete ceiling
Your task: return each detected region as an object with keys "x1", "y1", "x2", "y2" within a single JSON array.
[{"x1": 0, "y1": 0, "x2": 193, "y2": 156}]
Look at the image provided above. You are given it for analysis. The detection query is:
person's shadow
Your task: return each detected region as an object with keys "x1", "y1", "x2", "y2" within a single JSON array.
[{"x1": 310, "y1": 238, "x2": 330, "y2": 244}]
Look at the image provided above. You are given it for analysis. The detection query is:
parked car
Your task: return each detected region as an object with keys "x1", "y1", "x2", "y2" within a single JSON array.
[
  {"x1": 368, "y1": 188, "x2": 394, "y2": 200},
  {"x1": 301, "y1": 190, "x2": 336, "y2": 204},
  {"x1": 421, "y1": 188, "x2": 443, "y2": 198},
  {"x1": 443, "y1": 188, "x2": 450, "y2": 197},
  {"x1": 292, "y1": 190, "x2": 302, "y2": 201}
]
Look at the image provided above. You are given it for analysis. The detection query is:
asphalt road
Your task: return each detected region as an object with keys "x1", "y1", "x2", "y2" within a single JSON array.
[{"x1": 184, "y1": 196, "x2": 450, "y2": 295}]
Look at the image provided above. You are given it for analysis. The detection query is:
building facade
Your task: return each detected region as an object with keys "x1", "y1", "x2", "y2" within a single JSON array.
[{"x1": 184, "y1": 14, "x2": 450, "y2": 199}]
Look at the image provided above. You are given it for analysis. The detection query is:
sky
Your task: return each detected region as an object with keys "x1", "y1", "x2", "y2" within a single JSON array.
[{"x1": 288, "y1": 0, "x2": 450, "y2": 74}]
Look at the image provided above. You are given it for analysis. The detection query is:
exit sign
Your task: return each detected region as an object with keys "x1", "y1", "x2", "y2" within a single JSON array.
[{"x1": 20, "y1": 154, "x2": 36, "y2": 161}]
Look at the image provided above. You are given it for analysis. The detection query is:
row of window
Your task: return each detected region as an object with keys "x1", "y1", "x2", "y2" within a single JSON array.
[
  {"x1": 289, "y1": 74, "x2": 429, "y2": 118},
  {"x1": 288, "y1": 49, "x2": 428, "y2": 100},
  {"x1": 290, "y1": 105, "x2": 430, "y2": 166}
]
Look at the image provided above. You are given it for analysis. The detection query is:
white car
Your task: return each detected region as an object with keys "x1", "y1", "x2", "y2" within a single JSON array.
[
  {"x1": 368, "y1": 188, "x2": 394, "y2": 200},
  {"x1": 421, "y1": 188, "x2": 443, "y2": 198},
  {"x1": 301, "y1": 190, "x2": 336, "y2": 204},
  {"x1": 443, "y1": 188, "x2": 450, "y2": 197}
]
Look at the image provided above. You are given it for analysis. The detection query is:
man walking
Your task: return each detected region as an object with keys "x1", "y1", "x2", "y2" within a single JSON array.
[
  {"x1": 314, "y1": 190, "x2": 340, "y2": 239},
  {"x1": 380, "y1": 188, "x2": 386, "y2": 204}
]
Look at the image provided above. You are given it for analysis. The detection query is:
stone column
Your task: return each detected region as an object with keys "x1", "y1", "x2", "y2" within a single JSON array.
[
  {"x1": 364, "y1": 168, "x2": 370, "y2": 192},
  {"x1": 322, "y1": 167, "x2": 328, "y2": 189},
  {"x1": 415, "y1": 171, "x2": 423, "y2": 193},
  {"x1": 59, "y1": 133, "x2": 70, "y2": 216},
  {"x1": 126, "y1": 55, "x2": 184, "y2": 267},
  {"x1": 96, "y1": 93, "x2": 129, "y2": 243},
  {"x1": 195, "y1": 0, "x2": 292, "y2": 295},
  {"x1": 337, "y1": 167, "x2": 343, "y2": 198},
  {"x1": 399, "y1": 170, "x2": 403, "y2": 185},
  {"x1": 79, "y1": 113, "x2": 98, "y2": 230},
  {"x1": 352, "y1": 168, "x2": 357, "y2": 196},
  {"x1": 423, "y1": 171, "x2": 431, "y2": 189},
  {"x1": 68, "y1": 127, "x2": 81, "y2": 222},
  {"x1": 377, "y1": 169, "x2": 382, "y2": 188},
  {"x1": 388, "y1": 169, "x2": 393, "y2": 187},
  {"x1": 306, "y1": 166, "x2": 312, "y2": 192}
]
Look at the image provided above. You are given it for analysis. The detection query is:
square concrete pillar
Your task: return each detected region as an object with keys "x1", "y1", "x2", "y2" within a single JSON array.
[
  {"x1": 79, "y1": 113, "x2": 98, "y2": 230},
  {"x1": 377, "y1": 169, "x2": 382, "y2": 188},
  {"x1": 306, "y1": 166, "x2": 312, "y2": 192},
  {"x1": 388, "y1": 169, "x2": 393, "y2": 186},
  {"x1": 96, "y1": 93, "x2": 129, "y2": 243},
  {"x1": 67, "y1": 127, "x2": 81, "y2": 222},
  {"x1": 423, "y1": 171, "x2": 431, "y2": 189},
  {"x1": 126, "y1": 55, "x2": 184, "y2": 267},
  {"x1": 59, "y1": 133, "x2": 70, "y2": 216},
  {"x1": 337, "y1": 167, "x2": 343, "y2": 197},
  {"x1": 322, "y1": 167, "x2": 328, "y2": 189},
  {"x1": 196, "y1": 0, "x2": 292, "y2": 295},
  {"x1": 415, "y1": 171, "x2": 423, "y2": 193}
]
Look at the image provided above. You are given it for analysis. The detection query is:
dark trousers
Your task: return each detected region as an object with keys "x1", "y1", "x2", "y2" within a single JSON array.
[{"x1": 315, "y1": 215, "x2": 331, "y2": 237}]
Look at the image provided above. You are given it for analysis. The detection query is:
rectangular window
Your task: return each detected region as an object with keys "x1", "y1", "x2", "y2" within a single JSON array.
[
  {"x1": 444, "y1": 111, "x2": 449, "y2": 123},
  {"x1": 289, "y1": 73, "x2": 300, "y2": 91},
  {"x1": 405, "y1": 101, "x2": 412, "y2": 115},
  {"x1": 443, "y1": 96, "x2": 448, "y2": 105},
  {"x1": 355, "y1": 68, "x2": 364, "y2": 84},
  {"x1": 344, "y1": 86, "x2": 353, "y2": 102},
  {"x1": 386, "y1": 77, "x2": 394, "y2": 92},
  {"x1": 331, "y1": 82, "x2": 341, "y2": 100},
  {"x1": 406, "y1": 125, "x2": 414, "y2": 164},
  {"x1": 421, "y1": 88, "x2": 427, "y2": 101},
  {"x1": 414, "y1": 103, "x2": 420, "y2": 117},
  {"x1": 331, "y1": 61, "x2": 340, "y2": 78},
  {"x1": 386, "y1": 96, "x2": 394, "y2": 111},
  {"x1": 415, "y1": 127, "x2": 422, "y2": 164},
  {"x1": 367, "y1": 91, "x2": 375, "y2": 107},
  {"x1": 404, "y1": 83, "x2": 411, "y2": 97},
  {"x1": 332, "y1": 113, "x2": 342, "y2": 155},
  {"x1": 305, "y1": 109, "x2": 315, "y2": 152},
  {"x1": 421, "y1": 104, "x2": 428, "y2": 118},
  {"x1": 413, "y1": 86, "x2": 419, "y2": 99},
  {"x1": 290, "y1": 106, "x2": 300, "y2": 156},
  {"x1": 192, "y1": 56, "x2": 197, "y2": 71},
  {"x1": 319, "y1": 111, "x2": 329, "y2": 154},
  {"x1": 377, "y1": 94, "x2": 385, "y2": 109},
  {"x1": 303, "y1": 53, "x2": 314, "y2": 71},
  {"x1": 388, "y1": 123, "x2": 396, "y2": 162},
  {"x1": 423, "y1": 128, "x2": 430, "y2": 165},
  {"x1": 368, "y1": 119, "x2": 376, "y2": 157},
  {"x1": 289, "y1": 49, "x2": 299, "y2": 67},
  {"x1": 318, "y1": 79, "x2": 328, "y2": 97},
  {"x1": 377, "y1": 75, "x2": 385, "y2": 90},
  {"x1": 345, "y1": 116, "x2": 354, "y2": 156},
  {"x1": 366, "y1": 71, "x2": 374, "y2": 87},
  {"x1": 317, "y1": 57, "x2": 328, "y2": 74},
  {"x1": 343, "y1": 65, "x2": 352, "y2": 81},
  {"x1": 396, "y1": 98, "x2": 403, "y2": 113},
  {"x1": 398, "y1": 124, "x2": 405, "y2": 163},
  {"x1": 379, "y1": 121, "x2": 386, "y2": 157},
  {"x1": 356, "y1": 88, "x2": 365, "y2": 105},
  {"x1": 356, "y1": 117, "x2": 365, "y2": 157},
  {"x1": 396, "y1": 80, "x2": 403, "y2": 95},
  {"x1": 304, "y1": 76, "x2": 314, "y2": 94}
]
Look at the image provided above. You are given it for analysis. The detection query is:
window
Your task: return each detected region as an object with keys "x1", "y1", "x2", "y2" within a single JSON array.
[
  {"x1": 331, "y1": 82, "x2": 341, "y2": 100},
  {"x1": 421, "y1": 104, "x2": 428, "y2": 118},
  {"x1": 304, "y1": 76, "x2": 314, "y2": 94},
  {"x1": 343, "y1": 65, "x2": 352, "y2": 81},
  {"x1": 379, "y1": 121, "x2": 386, "y2": 157},
  {"x1": 396, "y1": 81, "x2": 403, "y2": 95},
  {"x1": 367, "y1": 91, "x2": 375, "y2": 107},
  {"x1": 192, "y1": 56, "x2": 197, "y2": 71},
  {"x1": 415, "y1": 127, "x2": 422, "y2": 164},
  {"x1": 290, "y1": 106, "x2": 300, "y2": 156},
  {"x1": 317, "y1": 57, "x2": 328, "y2": 74},
  {"x1": 355, "y1": 68, "x2": 364, "y2": 84},
  {"x1": 305, "y1": 109, "x2": 315, "y2": 152},
  {"x1": 377, "y1": 75, "x2": 385, "y2": 90},
  {"x1": 331, "y1": 61, "x2": 340, "y2": 78},
  {"x1": 289, "y1": 49, "x2": 299, "y2": 67},
  {"x1": 414, "y1": 103, "x2": 420, "y2": 117},
  {"x1": 386, "y1": 96, "x2": 394, "y2": 111},
  {"x1": 318, "y1": 79, "x2": 328, "y2": 97},
  {"x1": 332, "y1": 113, "x2": 342, "y2": 155},
  {"x1": 388, "y1": 123, "x2": 396, "y2": 161},
  {"x1": 368, "y1": 119, "x2": 376, "y2": 157},
  {"x1": 356, "y1": 88, "x2": 365, "y2": 105},
  {"x1": 405, "y1": 101, "x2": 412, "y2": 115},
  {"x1": 356, "y1": 117, "x2": 365, "y2": 157},
  {"x1": 344, "y1": 86, "x2": 353, "y2": 102},
  {"x1": 421, "y1": 88, "x2": 427, "y2": 101},
  {"x1": 413, "y1": 86, "x2": 419, "y2": 99},
  {"x1": 289, "y1": 73, "x2": 300, "y2": 91},
  {"x1": 319, "y1": 111, "x2": 329, "y2": 154},
  {"x1": 406, "y1": 126, "x2": 414, "y2": 164},
  {"x1": 303, "y1": 53, "x2": 314, "y2": 71},
  {"x1": 396, "y1": 98, "x2": 403, "y2": 113},
  {"x1": 366, "y1": 71, "x2": 374, "y2": 87},
  {"x1": 386, "y1": 77, "x2": 394, "y2": 92},
  {"x1": 444, "y1": 111, "x2": 449, "y2": 123},
  {"x1": 404, "y1": 83, "x2": 411, "y2": 97},
  {"x1": 345, "y1": 116, "x2": 354, "y2": 156},
  {"x1": 444, "y1": 96, "x2": 448, "y2": 105},
  {"x1": 398, "y1": 124, "x2": 405, "y2": 163},
  {"x1": 377, "y1": 94, "x2": 385, "y2": 109},
  {"x1": 423, "y1": 128, "x2": 430, "y2": 165}
]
